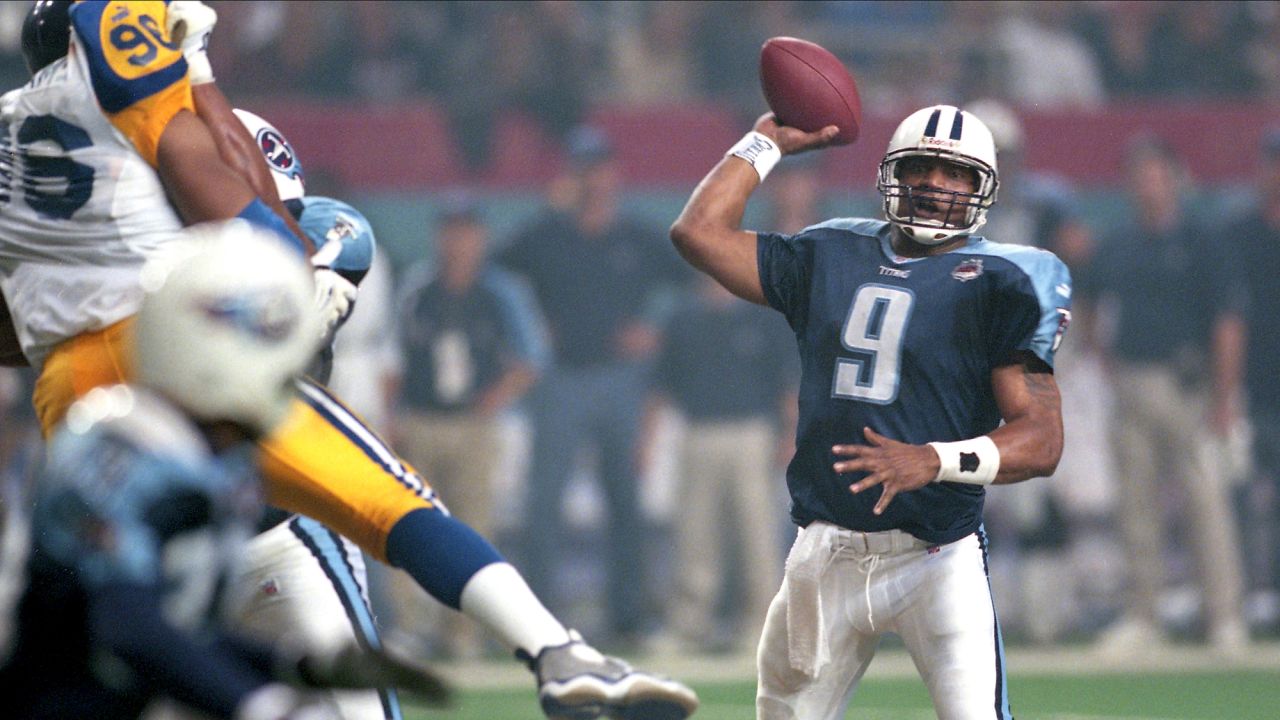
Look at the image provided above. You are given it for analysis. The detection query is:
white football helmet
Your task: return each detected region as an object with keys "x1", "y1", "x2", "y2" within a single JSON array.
[
  {"x1": 233, "y1": 108, "x2": 306, "y2": 202},
  {"x1": 877, "y1": 105, "x2": 999, "y2": 244},
  {"x1": 134, "y1": 221, "x2": 322, "y2": 435}
]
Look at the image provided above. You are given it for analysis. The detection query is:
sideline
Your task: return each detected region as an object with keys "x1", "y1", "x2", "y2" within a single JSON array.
[{"x1": 431, "y1": 641, "x2": 1280, "y2": 690}]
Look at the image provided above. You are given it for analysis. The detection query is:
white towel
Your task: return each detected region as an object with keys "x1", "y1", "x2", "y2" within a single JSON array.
[{"x1": 784, "y1": 522, "x2": 835, "y2": 677}]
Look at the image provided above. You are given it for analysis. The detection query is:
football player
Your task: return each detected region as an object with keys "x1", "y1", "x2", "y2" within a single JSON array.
[
  {"x1": 0, "y1": 3, "x2": 697, "y2": 719},
  {"x1": 671, "y1": 105, "x2": 1070, "y2": 719},
  {"x1": 0, "y1": 222, "x2": 447, "y2": 720}
]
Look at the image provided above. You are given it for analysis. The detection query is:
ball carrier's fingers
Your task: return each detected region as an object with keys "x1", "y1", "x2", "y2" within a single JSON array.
[
  {"x1": 752, "y1": 113, "x2": 841, "y2": 156},
  {"x1": 833, "y1": 427, "x2": 939, "y2": 515}
]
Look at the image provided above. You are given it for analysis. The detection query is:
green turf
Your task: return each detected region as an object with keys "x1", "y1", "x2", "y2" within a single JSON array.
[{"x1": 403, "y1": 670, "x2": 1280, "y2": 719}]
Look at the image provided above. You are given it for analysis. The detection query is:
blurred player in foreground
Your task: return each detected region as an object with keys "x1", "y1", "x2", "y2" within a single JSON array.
[
  {"x1": 671, "y1": 104, "x2": 1071, "y2": 719},
  {"x1": 0, "y1": 223, "x2": 449, "y2": 720},
  {"x1": 0, "y1": 3, "x2": 697, "y2": 718}
]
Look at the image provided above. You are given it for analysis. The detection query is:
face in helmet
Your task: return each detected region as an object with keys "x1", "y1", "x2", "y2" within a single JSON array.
[
  {"x1": 133, "y1": 221, "x2": 322, "y2": 436},
  {"x1": 233, "y1": 108, "x2": 307, "y2": 204},
  {"x1": 877, "y1": 105, "x2": 999, "y2": 245},
  {"x1": 22, "y1": 0, "x2": 72, "y2": 75}
]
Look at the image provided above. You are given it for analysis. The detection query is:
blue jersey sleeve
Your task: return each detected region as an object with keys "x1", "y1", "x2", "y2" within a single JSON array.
[
  {"x1": 977, "y1": 242, "x2": 1073, "y2": 368},
  {"x1": 757, "y1": 231, "x2": 815, "y2": 331}
]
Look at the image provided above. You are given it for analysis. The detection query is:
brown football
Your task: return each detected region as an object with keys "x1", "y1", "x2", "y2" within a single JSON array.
[{"x1": 760, "y1": 36, "x2": 862, "y2": 145}]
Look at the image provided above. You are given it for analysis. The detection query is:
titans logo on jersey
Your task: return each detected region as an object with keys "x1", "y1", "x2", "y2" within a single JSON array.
[{"x1": 757, "y1": 218, "x2": 1071, "y2": 543}]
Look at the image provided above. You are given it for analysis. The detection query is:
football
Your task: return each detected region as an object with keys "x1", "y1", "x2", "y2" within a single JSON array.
[{"x1": 759, "y1": 36, "x2": 862, "y2": 145}]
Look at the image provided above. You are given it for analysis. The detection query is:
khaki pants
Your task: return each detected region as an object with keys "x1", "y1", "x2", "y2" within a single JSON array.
[
  {"x1": 390, "y1": 410, "x2": 499, "y2": 657},
  {"x1": 668, "y1": 418, "x2": 782, "y2": 649},
  {"x1": 1110, "y1": 363, "x2": 1245, "y2": 634}
]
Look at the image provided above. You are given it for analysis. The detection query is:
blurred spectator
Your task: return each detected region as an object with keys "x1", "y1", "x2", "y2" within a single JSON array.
[
  {"x1": 390, "y1": 198, "x2": 549, "y2": 659},
  {"x1": 764, "y1": 155, "x2": 825, "y2": 235},
  {"x1": 995, "y1": 2, "x2": 1104, "y2": 109},
  {"x1": 692, "y1": 1, "x2": 813, "y2": 123},
  {"x1": 1094, "y1": 136, "x2": 1249, "y2": 655},
  {"x1": 967, "y1": 99, "x2": 1118, "y2": 643},
  {"x1": 641, "y1": 274, "x2": 795, "y2": 654},
  {"x1": 433, "y1": 2, "x2": 603, "y2": 170},
  {"x1": 1070, "y1": 1, "x2": 1161, "y2": 98},
  {"x1": 1243, "y1": 1, "x2": 1280, "y2": 100},
  {"x1": 1145, "y1": 3, "x2": 1257, "y2": 98},
  {"x1": 607, "y1": 2, "x2": 703, "y2": 105},
  {"x1": 210, "y1": 1, "x2": 354, "y2": 98},
  {"x1": 1227, "y1": 128, "x2": 1280, "y2": 635},
  {"x1": 498, "y1": 126, "x2": 689, "y2": 645},
  {"x1": 329, "y1": 248, "x2": 401, "y2": 434}
]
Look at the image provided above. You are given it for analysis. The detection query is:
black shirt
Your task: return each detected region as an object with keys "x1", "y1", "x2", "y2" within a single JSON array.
[
  {"x1": 654, "y1": 293, "x2": 796, "y2": 421},
  {"x1": 498, "y1": 210, "x2": 688, "y2": 369}
]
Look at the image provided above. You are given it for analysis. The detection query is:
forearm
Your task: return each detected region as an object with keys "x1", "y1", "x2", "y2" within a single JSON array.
[
  {"x1": 476, "y1": 365, "x2": 537, "y2": 416},
  {"x1": 669, "y1": 157, "x2": 765, "y2": 303},
  {"x1": 986, "y1": 410, "x2": 1063, "y2": 484},
  {"x1": 191, "y1": 84, "x2": 313, "y2": 252},
  {"x1": 987, "y1": 367, "x2": 1063, "y2": 483},
  {"x1": 1212, "y1": 313, "x2": 1245, "y2": 425},
  {"x1": 89, "y1": 581, "x2": 271, "y2": 716}
]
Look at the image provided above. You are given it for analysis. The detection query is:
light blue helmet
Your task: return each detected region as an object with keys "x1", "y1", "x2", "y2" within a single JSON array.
[{"x1": 297, "y1": 196, "x2": 376, "y2": 285}]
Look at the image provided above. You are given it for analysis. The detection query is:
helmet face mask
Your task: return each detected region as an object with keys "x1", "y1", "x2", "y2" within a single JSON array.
[{"x1": 877, "y1": 105, "x2": 1000, "y2": 245}]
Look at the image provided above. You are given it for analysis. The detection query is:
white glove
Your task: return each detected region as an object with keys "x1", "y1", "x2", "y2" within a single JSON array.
[
  {"x1": 234, "y1": 683, "x2": 340, "y2": 720},
  {"x1": 165, "y1": 0, "x2": 218, "y2": 85},
  {"x1": 312, "y1": 267, "x2": 357, "y2": 340}
]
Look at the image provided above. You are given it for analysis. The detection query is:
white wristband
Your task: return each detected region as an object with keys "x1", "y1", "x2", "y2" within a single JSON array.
[
  {"x1": 727, "y1": 131, "x2": 782, "y2": 182},
  {"x1": 928, "y1": 436, "x2": 1000, "y2": 485}
]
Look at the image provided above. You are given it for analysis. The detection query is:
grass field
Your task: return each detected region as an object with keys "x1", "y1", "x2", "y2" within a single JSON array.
[{"x1": 400, "y1": 645, "x2": 1280, "y2": 719}]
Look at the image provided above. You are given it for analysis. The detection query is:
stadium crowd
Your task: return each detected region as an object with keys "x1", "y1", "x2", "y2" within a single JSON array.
[{"x1": 1, "y1": 0, "x2": 1278, "y2": 675}]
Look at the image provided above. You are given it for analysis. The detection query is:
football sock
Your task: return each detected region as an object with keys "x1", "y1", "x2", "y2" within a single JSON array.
[
  {"x1": 384, "y1": 508, "x2": 502, "y2": 610},
  {"x1": 458, "y1": 562, "x2": 573, "y2": 658}
]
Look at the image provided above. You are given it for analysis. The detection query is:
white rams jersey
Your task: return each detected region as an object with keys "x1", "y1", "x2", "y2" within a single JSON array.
[{"x1": 0, "y1": 1, "x2": 192, "y2": 367}]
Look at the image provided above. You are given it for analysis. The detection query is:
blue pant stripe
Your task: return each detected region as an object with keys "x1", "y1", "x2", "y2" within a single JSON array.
[
  {"x1": 289, "y1": 516, "x2": 402, "y2": 720},
  {"x1": 977, "y1": 526, "x2": 1014, "y2": 720},
  {"x1": 294, "y1": 378, "x2": 430, "y2": 501}
]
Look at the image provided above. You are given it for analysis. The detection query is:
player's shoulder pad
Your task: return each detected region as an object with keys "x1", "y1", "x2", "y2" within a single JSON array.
[
  {"x1": 69, "y1": 0, "x2": 186, "y2": 114},
  {"x1": 965, "y1": 238, "x2": 1072, "y2": 301},
  {"x1": 798, "y1": 217, "x2": 888, "y2": 240},
  {"x1": 299, "y1": 196, "x2": 376, "y2": 285}
]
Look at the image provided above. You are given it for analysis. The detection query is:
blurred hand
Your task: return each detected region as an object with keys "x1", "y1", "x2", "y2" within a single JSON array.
[
  {"x1": 752, "y1": 113, "x2": 840, "y2": 157},
  {"x1": 615, "y1": 322, "x2": 660, "y2": 361},
  {"x1": 292, "y1": 643, "x2": 453, "y2": 706}
]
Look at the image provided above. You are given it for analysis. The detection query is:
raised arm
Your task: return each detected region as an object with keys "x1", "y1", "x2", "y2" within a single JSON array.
[
  {"x1": 670, "y1": 115, "x2": 837, "y2": 305},
  {"x1": 168, "y1": 0, "x2": 314, "y2": 252},
  {"x1": 154, "y1": 108, "x2": 258, "y2": 224}
]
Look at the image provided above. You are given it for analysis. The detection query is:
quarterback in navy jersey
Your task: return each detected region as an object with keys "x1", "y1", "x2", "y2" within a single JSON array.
[{"x1": 672, "y1": 105, "x2": 1069, "y2": 720}]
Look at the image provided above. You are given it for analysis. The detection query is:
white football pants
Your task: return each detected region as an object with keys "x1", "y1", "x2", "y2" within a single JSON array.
[
  {"x1": 757, "y1": 521, "x2": 1012, "y2": 720},
  {"x1": 231, "y1": 516, "x2": 399, "y2": 720}
]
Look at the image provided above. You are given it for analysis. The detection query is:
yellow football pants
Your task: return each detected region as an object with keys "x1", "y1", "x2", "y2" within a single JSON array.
[{"x1": 33, "y1": 319, "x2": 436, "y2": 561}]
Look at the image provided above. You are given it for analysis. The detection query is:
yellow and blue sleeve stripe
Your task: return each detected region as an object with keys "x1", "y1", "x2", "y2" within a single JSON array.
[{"x1": 70, "y1": 1, "x2": 193, "y2": 166}]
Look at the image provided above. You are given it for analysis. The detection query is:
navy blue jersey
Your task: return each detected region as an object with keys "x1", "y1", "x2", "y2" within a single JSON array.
[
  {"x1": 397, "y1": 266, "x2": 549, "y2": 413},
  {"x1": 758, "y1": 219, "x2": 1071, "y2": 543},
  {"x1": 0, "y1": 387, "x2": 271, "y2": 719}
]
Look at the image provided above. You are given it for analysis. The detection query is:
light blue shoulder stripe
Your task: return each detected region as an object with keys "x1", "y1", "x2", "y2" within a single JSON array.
[
  {"x1": 962, "y1": 239, "x2": 1073, "y2": 365},
  {"x1": 800, "y1": 217, "x2": 889, "y2": 238}
]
